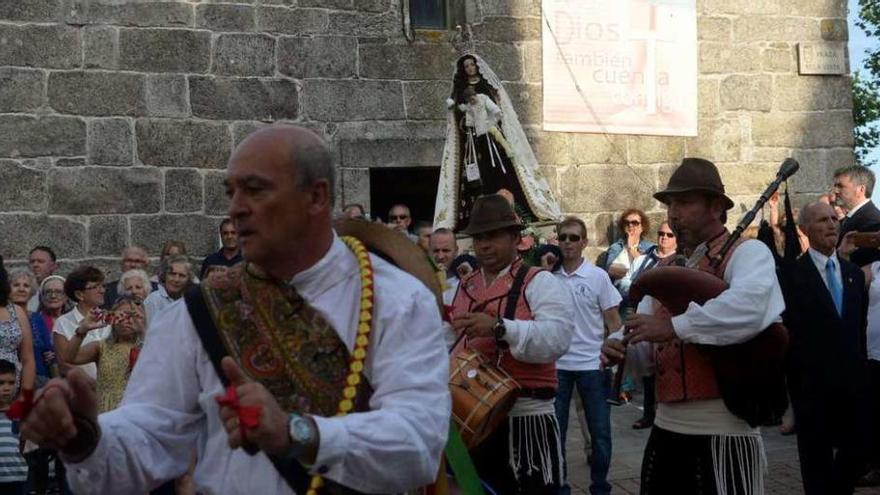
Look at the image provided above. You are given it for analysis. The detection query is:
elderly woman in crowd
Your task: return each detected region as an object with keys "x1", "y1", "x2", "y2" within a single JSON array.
[
  {"x1": 53, "y1": 266, "x2": 111, "y2": 380},
  {"x1": 38, "y1": 275, "x2": 69, "y2": 337},
  {"x1": 0, "y1": 265, "x2": 36, "y2": 401},
  {"x1": 117, "y1": 269, "x2": 153, "y2": 304},
  {"x1": 63, "y1": 295, "x2": 145, "y2": 413},
  {"x1": 143, "y1": 254, "x2": 195, "y2": 322},
  {"x1": 24, "y1": 274, "x2": 71, "y2": 495},
  {"x1": 601, "y1": 208, "x2": 656, "y2": 303},
  {"x1": 8, "y1": 269, "x2": 58, "y2": 387}
]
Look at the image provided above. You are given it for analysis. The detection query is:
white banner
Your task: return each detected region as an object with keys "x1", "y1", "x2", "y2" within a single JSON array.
[{"x1": 542, "y1": 0, "x2": 698, "y2": 136}]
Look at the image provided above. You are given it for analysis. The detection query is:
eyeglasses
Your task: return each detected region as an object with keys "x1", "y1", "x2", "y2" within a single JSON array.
[
  {"x1": 558, "y1": 233, "x2": 583, "y2": 242},
  {"x1": 657, "y1": 231, "x2": 676, "y2": 239},
  {"x1": 83, "y1": 284, "x2": 103, "y2": 292},
  {"x1": 623, "y1": 220, "x2": 641, "y2": 227},
  {"x1": 43, "y1": 289, "x2": 65, "y2": 297},
  {"x1": 389, "y1": 215, "x2": 409, "y2": 221}
]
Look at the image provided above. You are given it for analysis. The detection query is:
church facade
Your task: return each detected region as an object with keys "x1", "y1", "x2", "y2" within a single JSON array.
[{"x1": 0, "y1": 0, "x2": 853, "y2": 271}]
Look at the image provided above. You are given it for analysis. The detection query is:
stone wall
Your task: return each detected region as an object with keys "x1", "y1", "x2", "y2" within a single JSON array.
[{"x1": 0, "y1": 0, "x2": 853, "y2": 274}]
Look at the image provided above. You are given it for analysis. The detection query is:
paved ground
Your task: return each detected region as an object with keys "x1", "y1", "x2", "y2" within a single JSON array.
[{"x1": 565, "y1": 398, "x2": 880, "y2": 494}]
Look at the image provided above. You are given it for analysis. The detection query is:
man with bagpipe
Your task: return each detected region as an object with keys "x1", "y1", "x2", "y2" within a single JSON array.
[{"x1": 601, "y1": 157, "x2": 788, "y2": 494}]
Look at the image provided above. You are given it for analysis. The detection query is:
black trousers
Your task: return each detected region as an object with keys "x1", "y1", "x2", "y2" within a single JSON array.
[
  {"x1": 641, "y1": 426, "x2": 763, "y2": 495},
  {"x1": 469, "y1": 414, "x2": 563, "y2": 495},
  {"x1": 868, "y1": 359, "x2": 880, "y2": 468},
  {"x1": 792, "y1": 393, "x2": 866, "y2": 495}
]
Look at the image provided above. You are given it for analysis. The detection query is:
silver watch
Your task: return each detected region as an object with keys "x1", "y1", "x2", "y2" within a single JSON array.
[{"x1": 289, "y1": 413, "x2": 316, "y2": 448}]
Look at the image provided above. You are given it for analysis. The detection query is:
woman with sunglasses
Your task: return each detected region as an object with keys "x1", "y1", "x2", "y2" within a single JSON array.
[
  {"x1": 601, "y1": 209, "x2": 656, "y2": 302},
  {"x1": 63, "y1": 296, "x2": 145, "y2": 413},
  {"x1": 625, "y1": 222, "x2": 678, "y2": 430}
]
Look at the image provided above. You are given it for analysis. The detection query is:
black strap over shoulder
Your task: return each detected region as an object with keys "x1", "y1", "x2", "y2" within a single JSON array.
[
  {"x1": 184, "y1": 286, "x2": 230, "y2": 387},
  {"x1": 503, "y1": 264, "x2": 531, "y2": 320}
]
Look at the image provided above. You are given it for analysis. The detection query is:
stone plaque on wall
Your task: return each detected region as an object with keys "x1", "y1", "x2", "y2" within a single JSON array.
[{"x1": 798, "y1": 42, "x2": 847, "y2": 75}]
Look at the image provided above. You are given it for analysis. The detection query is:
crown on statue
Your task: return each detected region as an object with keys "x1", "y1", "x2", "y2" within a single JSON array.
[{"x1": 450, "y1": 24, "x2": 476, "y2": 55}]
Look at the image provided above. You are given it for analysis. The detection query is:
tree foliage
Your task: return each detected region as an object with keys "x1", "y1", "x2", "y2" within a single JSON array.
[{"x1": 853, "y1": 0, "x2": 880, "y2": 165}]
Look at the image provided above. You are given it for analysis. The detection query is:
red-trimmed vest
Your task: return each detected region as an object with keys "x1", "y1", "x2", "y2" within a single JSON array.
[
  {"x1": 451, "y1": 259, "x2": 557, "y2": 391},
  {"x1": 655, "y1": 231, "x2": 745, "y2": 403}
]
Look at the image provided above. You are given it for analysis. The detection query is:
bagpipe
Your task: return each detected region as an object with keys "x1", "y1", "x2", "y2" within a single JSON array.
[{"x1": 610, "y1": 158, "x2": 799, "y2": 427}]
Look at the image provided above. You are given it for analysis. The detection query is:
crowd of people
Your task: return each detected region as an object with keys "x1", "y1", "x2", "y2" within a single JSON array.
[
  {"x1": 0, "y1": 222, "x2": 243, "y2": 494},
  {"x1": 0, "y1": 124, "x2": 878, "y2": 495}
]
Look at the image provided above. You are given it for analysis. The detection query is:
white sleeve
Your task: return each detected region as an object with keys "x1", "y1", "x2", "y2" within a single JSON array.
[
  {"x1": 671, "y1": 240, "x2": 785, "y2": 345},
  {"x1": 501, "y1": 271, "x2": 574, "y2": 363},
  {"x1": 64, "y1": 302, "x2": 205, "y2": 494},
  {"x1": 309, "y1": 286, "x2": 450, "y2": 493},
  {"x1": 484, "y1": 96, "x2": 502, "y2": 122},
  {"x1": 598, "y1": 272, "x2": 623, "y2": 311}
]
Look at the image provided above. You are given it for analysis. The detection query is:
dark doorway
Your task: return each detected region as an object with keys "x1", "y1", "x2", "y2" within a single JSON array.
[{"x1": 370, "y1": 167, "x2": 440, "y2": 225}]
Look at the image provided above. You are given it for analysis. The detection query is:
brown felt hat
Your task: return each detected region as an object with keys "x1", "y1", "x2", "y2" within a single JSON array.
[
  {"x1": 654, "y1": 157, "x2": 735, "y2": 210},
  {"x1": 462, "y1": 194, "x2": 524, "y2": 235}
]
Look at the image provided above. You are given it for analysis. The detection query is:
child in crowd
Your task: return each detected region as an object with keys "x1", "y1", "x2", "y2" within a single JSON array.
[{"x1": 0, "y1": 359, "x2": 27, "y2": 494}]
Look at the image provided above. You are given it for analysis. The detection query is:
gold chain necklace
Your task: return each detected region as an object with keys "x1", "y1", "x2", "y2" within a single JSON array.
[{"x1": 307, "y1": 235, "x2": 374, "y2": 495}]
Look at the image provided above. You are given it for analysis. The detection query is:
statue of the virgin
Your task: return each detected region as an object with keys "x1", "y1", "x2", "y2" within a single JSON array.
[{"x1": 433, "y1": 53, "x2": 562, "y2": 231}]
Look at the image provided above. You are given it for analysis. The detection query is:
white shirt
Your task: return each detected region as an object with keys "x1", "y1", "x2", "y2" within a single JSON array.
[
  {"x1": 846, "y1": 198, "x2": 871, "y2": 218},
  {"x1": 555, "y1": 260, "x2": 621, "y2": 371},
  {"x1": 26, "y1": 293, "x2": 39, "y2": 313},
  {"x1": 51, "y1": 307, "x2": 111, "y2": 380},
  {"x1": 867, "y1": 262, "x2": 880, "y2": 361},
  {"x1": 442, "y1": 276, "x2": 459, "y2": 306},
  {"x1": 806, "y1": 248, "x2": 843, "y2": 295},
  {"x1": 610, "y1": 239, "x2": 785, "y2": 434},
  {"x1": 65, "y1": 234, "x2": 451, "y2": 495},
  {"x1": 142, "y1": 285, "x2": 176, "y2": 323}
]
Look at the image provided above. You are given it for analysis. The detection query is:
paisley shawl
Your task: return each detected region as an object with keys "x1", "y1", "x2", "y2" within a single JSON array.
[{"x1": 201, "y1": 262, "x2": 371, "y2": 418}]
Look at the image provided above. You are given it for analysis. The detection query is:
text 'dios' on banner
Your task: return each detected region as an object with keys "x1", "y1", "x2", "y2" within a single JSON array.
[{"x1": 542, "y1": 0, "x2": 697, "y2": 137}]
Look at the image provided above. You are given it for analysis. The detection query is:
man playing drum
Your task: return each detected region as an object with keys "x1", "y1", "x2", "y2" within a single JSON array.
[
  {"x1": 601, "y1": 158, "x2": 785, "y2": 494},
  {"x1": 16, "y1": 125, "x2": 451, "y2": 494},
  {"x1": 450, "y1": 194, "x2": 574, "y2": 494}
]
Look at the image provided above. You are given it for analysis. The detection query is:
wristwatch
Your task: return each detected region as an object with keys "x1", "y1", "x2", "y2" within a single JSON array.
[
  {"x1": 288, "y1": 413, "x2": 317, "y2": 459},
  {"x1": 493, "y1": 318, "x2": 507, "y2": 341}
]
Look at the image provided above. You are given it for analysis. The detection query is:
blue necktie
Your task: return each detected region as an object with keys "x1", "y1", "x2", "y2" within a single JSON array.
[{"x1": 826, "y1": 258, "x2": 843, "y2": 316}]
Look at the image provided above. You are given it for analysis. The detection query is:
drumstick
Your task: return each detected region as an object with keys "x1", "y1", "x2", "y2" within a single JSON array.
[{"x1": 449, "y1": 331, "x2": 467, "y2": 355}]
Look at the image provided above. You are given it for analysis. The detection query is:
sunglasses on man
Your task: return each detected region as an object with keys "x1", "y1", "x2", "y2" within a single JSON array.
[
  {"x1": 657, "y1": 231, "x2": 675, "y2": 239},
  {"x1": 558, "y1": 233, "x2": 582, "y2": 242}
]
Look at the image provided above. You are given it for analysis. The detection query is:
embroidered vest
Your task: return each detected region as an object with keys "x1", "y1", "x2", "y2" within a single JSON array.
[
  {"x1": 200, "y1": 262, "x2": 372, "y2": 418},
  {"x1": 655, "y1": 232, "x2": 744, "y2": 403},
  {"x1": 451, "y1": 259, "x2": 557, "y2": 391}
]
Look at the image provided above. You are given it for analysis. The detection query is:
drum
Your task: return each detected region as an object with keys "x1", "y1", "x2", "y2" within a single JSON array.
[{"x1": 449, "y1": 350, "x2": 520, "y2": 448}]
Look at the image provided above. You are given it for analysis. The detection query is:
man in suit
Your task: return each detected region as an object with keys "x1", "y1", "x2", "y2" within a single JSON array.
[
  {"x1": 782, "y1": 201, "x2": 869, "y2": 495},
  {"x1": 834, "y1": 165, "x2": 880, "y2": 266}
]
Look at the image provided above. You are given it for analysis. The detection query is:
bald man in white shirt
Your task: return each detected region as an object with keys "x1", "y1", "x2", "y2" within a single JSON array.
[{"x1": 20, "y1": 126, "x2": 450, "y2": 495}]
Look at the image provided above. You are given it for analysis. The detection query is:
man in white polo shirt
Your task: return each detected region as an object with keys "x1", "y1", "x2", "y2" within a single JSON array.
[{"x1": 553, "y1": 216, "x2": 622, "y2": 495}]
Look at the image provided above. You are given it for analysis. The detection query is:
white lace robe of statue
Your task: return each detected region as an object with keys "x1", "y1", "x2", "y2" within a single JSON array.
[{"x1": 434, "y1": 54, "x2": 562, "y2": 231}]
